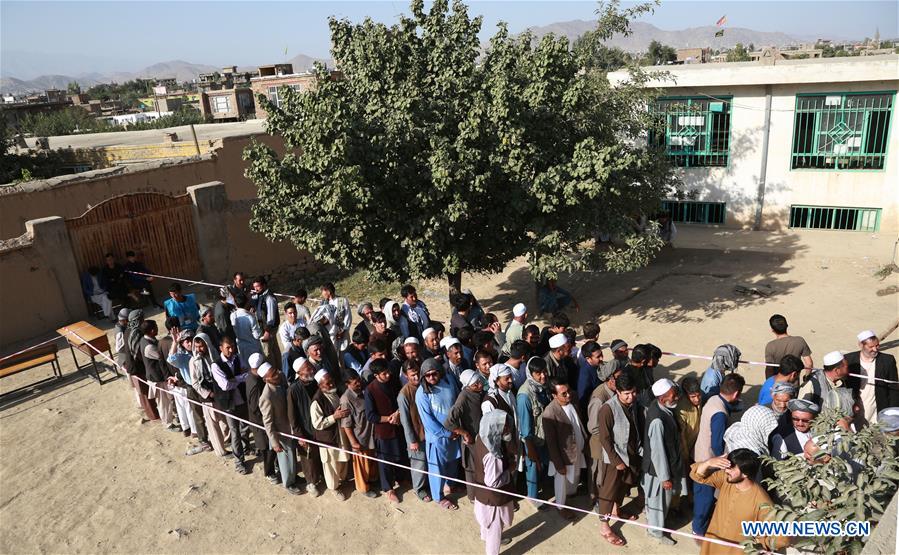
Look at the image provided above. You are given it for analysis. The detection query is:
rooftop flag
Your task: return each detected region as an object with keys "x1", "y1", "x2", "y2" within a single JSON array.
[{"x1": 716, "y1": 15, "x2": 727, "y2": 26}]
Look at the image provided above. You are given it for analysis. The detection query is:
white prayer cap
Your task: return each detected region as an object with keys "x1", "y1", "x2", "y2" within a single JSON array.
[
  {"x1": 823, "y1": 351, "x2": 844, "y2": 366},
  {"x1": 651, "y1": 378, "x2": 675, "y2": 397},
  {"x1": 422, "y1": 327, "x2": 436, "y2": 339},
  {"x1": 857, "y1": 330, "x2": 877, "y2": 343},
  {"x1": 878, "y1": 408, "x2": 899, "y2": 432},
  {"x1": 512, "y1": 303, "x2": 527, "y2": 317},
  {"x1": 314, "y1": 369, "x2": 329, "y2": 384},
  {"x1": 548, "y1": 333, "x2": 567, "y2": 349},
  {"x1": 440, "y1": 337, "x2": 460, "y2": 350},
  {"x1": 404, "y1": 336, "x2": 420, "y2": 345},
  {"x1": 292, "y1": 357, "x2": 309, "y2": 372},
  {"x1": 257, "y1": 362, "x2": 273, "y2": 379},
  {"x1": 248, "y1": 353, "x2": 265, "y2": 369},
  {"x1": 460, "y1": 369, "x2": 481, "y2": 388}
]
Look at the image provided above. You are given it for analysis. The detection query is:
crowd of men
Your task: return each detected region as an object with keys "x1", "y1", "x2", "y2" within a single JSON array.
[{"x1": 111, "y1": 273, "x2": 899, "y2": 554}]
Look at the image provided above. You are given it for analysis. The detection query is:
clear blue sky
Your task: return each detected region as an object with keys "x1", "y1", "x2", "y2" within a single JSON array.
[{"x1": 2, "y1": 1, "x2": 896, "y2": 78}]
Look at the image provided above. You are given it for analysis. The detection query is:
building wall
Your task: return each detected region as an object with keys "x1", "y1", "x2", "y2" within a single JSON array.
[
  {"x1": 666, "y1": 80, "x2": 898, "y2": 232},
  {"x1": 0, "y1": 133, "x2": 283, "y2": 238},
  {"x1": 250, "y1": 74, "x2": 317, "y2": 119},
  {"x1": 610, "y1": 57, "x2": 899, "y2": 232},
  {"x1": 0, "y1": 179, "x2": 315, "y2": 348}
]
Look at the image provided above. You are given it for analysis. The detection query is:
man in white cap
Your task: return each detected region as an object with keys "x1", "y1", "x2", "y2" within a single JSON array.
[
  {"x1": 442, "y1": 338, "x2": 470, "y2": 386},
  {"x1": 799, "y1": 350, "x2": 855, "y2": 430},
  {"x1": 846, "y1": 330, "x2": 899, "y2": 425},
  {"x1": 421, "y1": 327, "x2": 440, "y2": 358},
  {"x1": 310, "y1": 369, "x2": 352, "y2": 500},
  {"x1": 246, "y1": 352, "x2": 279, "y2": 484},
  {"x1": 258, "y1": 361, "x2": 302, "y2": 494},
  {"x1": 544, "y1": 332, "x2": 575, "y2": 388},
  {"x1": 445, "y1": 369, "x2": 487, "y2": 502},
  {"x1": 287, "y1": 357, "x2": 323, "y2": 495},
  {"x1": 502, "y1": 303, "x2": 528, "y2": 356},
  {"x1": 642, "y1": 378, "x2": 684, "y2": 545}
]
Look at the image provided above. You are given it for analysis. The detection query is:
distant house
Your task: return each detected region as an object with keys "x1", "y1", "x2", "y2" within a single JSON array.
[
  {"x1": 677, "y1": 47, "x2": 711, "y2": 64},
  {"x1": 249, "y1": 63, "x2": 340, "y2": 119}
]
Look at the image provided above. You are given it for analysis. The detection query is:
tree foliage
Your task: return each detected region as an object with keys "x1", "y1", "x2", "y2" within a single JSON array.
[
  {"x1": 644, "y1": 39, "x2": 677, "y2": 65},
  {"x1": 19, "y1": 107, "x2": 112, "y2": 137},
  {"x1": 758, "y1": 409, "x2": 899, "y2": 554},
  {"x1": 17, "y1": 107, "x2": 204, "y2": 137},
  {"x1": 726, "y1": 43, "x2": 751, "y2": 62},
  {"x1": 244, "y1": 0, "x2": 676, "y2": 292}
]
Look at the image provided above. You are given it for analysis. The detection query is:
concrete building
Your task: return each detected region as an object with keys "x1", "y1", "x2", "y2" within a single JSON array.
[
  {"x1": 750, "y1": 46, "x2": 823, "y2": 63},
  {"x1": 677, "y1": 47, "x2": 711, "y2": 64},
  {"x1": 249, "y1": 63, "x2": 317, "y2": 119},
  {"x1": 200, "y1": 87, "x2": 255, "y2": 121},
  {"x1": 609, "y1": 55, "x2": 899, "y2": 233}
]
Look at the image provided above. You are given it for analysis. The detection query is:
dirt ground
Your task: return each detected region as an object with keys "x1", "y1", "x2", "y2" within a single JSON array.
[{"x1": 1, "y1": 227, "x2": 897, "y2": 554}]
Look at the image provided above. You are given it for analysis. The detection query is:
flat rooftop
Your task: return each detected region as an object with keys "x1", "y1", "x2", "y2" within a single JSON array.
[
  {"x1": 19, "y1": 119, "x2": 267, "y2": 150},
  {"x1": 608, "y1": 53, "x2": 899, "y2": 88}
]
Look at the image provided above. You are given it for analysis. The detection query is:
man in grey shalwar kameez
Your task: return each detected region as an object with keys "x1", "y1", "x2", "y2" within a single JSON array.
[{"x1": 641, "y1": 378, "x2": 685, "y2": 546}]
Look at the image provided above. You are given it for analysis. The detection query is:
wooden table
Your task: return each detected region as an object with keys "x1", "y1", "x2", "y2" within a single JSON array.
[{"x1": 56, "y1": 321, "x2": 118, "y2": 383}]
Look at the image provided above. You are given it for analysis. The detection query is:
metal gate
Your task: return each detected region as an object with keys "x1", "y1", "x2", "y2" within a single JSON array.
[{"x1": 65, "y1": 192, "x2": 202, "y2": 280}]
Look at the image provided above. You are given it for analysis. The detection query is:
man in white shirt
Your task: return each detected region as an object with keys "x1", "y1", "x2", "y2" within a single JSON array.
[{"x1": 278, "y1": 302, "x2": 302, "y2": 353}]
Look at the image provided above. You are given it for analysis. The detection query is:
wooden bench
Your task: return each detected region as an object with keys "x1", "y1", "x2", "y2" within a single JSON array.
[{"x1": 0, "y1": 343, "x2": 62, "y2": 395}]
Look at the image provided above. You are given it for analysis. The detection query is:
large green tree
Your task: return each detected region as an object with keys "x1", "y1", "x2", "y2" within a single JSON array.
[{"x1": 245, "y1": 0, "x2": 676, "y2": 296}]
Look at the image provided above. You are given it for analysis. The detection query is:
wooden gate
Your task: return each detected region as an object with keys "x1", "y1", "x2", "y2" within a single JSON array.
[{"x1": 65, "y1": 192, "x2": 202, "y2": 281}]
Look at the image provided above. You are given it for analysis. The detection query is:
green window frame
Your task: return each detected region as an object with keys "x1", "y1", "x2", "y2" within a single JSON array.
[
  {"x1": 788, "y1": 205, "x2": 881, "y2": 232},
  {"x1": 650, "y1": 96, "x2": 732, "y2": 167},
  {"x1": 661, "y1": 200, "x2": 726, "y2": 224},
  {"x1": 791, "y1": 91, "x2": 894, "y2": 170}
]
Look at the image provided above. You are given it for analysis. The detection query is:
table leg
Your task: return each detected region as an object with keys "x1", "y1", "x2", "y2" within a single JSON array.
[
  {"x1": 91, "y1": 355, "x2": 102, "y2": 384},
  {"x1": 68, "y1": 344, "x2": 83, "y2": 373},
  {"x1": 108, "y1": 346, "x2": 120, "y2": 378}
]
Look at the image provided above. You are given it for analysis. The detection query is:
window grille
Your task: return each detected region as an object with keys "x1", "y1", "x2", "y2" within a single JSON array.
[
  {"x1": 791, "y1": 92, "x2": 894, "y2": 170},
  {"x1": 789, "y1": 205, "x2": 881, "y2": 232},
  {"x1": 650, "y1": 97, "x2": 732, "y2": 167},
  {"x1": 661, "y1": 200, "x2": 726, "y2": 224}
]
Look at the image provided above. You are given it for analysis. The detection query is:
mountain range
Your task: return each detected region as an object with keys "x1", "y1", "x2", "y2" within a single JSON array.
[{"x1": 0, "y1": 20, "x2": 820, "y2": 95}]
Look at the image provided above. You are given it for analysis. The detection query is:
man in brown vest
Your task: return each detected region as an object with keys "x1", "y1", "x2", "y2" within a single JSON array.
[
  {"x1": 310, "y1": 369, "x2": 351, "y2": 500},
  {"x1": 593, "y1": 372, "x2": 642, "y2": 546}
]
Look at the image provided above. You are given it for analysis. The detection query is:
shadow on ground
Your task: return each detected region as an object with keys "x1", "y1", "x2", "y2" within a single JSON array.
[{"x1": 477, "y1": 232, "x2": 806, "y2": 328}]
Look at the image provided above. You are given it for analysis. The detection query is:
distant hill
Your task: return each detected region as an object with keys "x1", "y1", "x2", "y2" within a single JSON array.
[
  {"x1": 131, "y1": 60, "x2": 219, "y2": 82},
  {"x1": 285, "y1": 53, "x2": 332, "y2": 72},
  {"x1": 1, "y1": 59, "x2": 217, "y2": 95},
  {"x1": 524, "y1": 20, "x2": 801, "y2": 51}
]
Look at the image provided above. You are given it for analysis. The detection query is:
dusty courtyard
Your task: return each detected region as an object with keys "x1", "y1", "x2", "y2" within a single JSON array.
[{"x1": 1, "y1": 227, "x2": 897, "y2": 554}]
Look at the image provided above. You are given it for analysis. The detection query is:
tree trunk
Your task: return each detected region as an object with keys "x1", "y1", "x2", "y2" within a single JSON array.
[{"x1": 447, "y1": 271, "x2": 462, "y2": 305}]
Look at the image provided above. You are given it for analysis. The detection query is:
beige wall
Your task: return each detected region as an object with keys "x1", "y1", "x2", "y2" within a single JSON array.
[
  {"x1": 0, "y1": 241, "x2": 71, "y2": 345},
  {"x1": 0, "y1": 133, "x2": 284, "y2": 239},
  {"x1": 0, "y1": 133, "x2": 309, "y2": 348}
]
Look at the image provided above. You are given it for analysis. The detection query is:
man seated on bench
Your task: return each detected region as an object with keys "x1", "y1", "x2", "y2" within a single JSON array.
[{"x1": 80, "y1": 266, "x2": 115, "y2": 319}]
